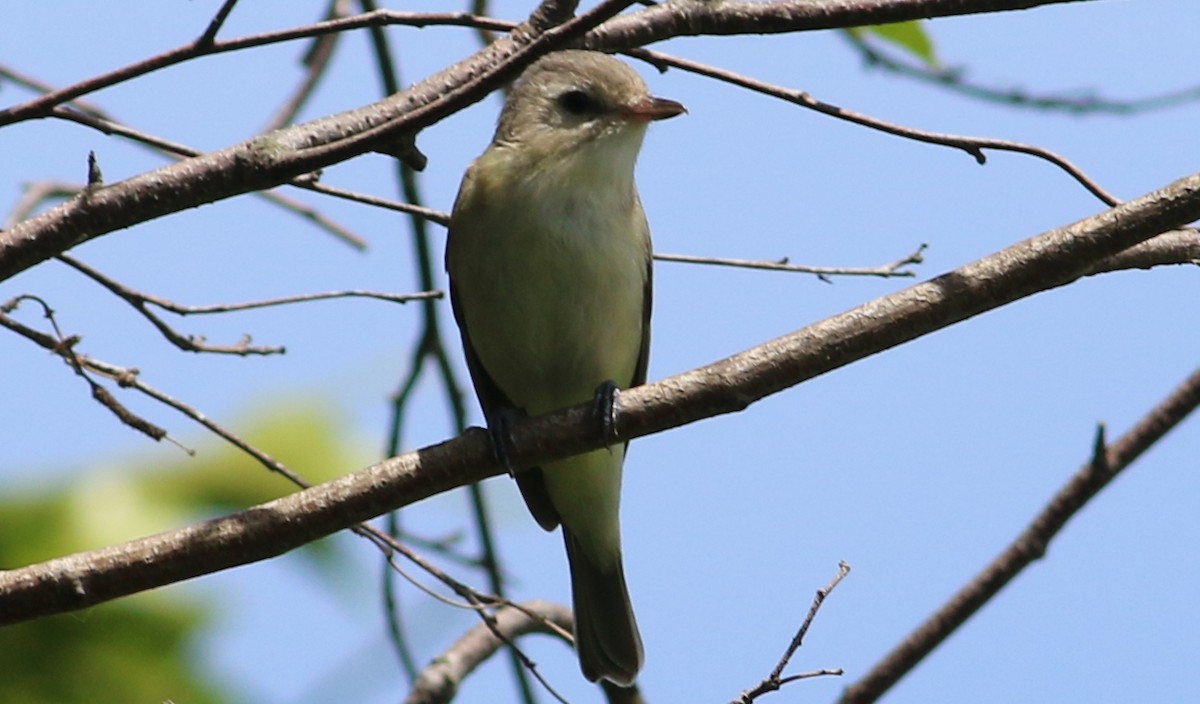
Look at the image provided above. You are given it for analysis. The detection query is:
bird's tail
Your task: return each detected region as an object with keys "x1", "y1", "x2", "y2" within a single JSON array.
[{"x1": 564, "y1": 528, "x2": 644, "y2": 686}]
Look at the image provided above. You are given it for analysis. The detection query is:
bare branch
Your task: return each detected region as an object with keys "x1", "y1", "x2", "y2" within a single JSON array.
[
  {"x1": 3, "y1": 181, "x2": 79, "y2": 230},
  {"x1": 0, "y1": 0, "x2": 636, "y2": 282},
  {"x1": 655, "y1": 244, "x2": 927, "y2": 281},
  {"x1": 56, "y1": 255, "x2": 284, "y2": 356},
  {"x1": 0, "y1": 10, "x2": 508, "y2": 126},
  {"x1": 65, "y1": 255, "x2": 439, "y2": 314},
  {"x1": 732, "y1": 562, "x2": 850, "y2": 704},
  {"x1": 197, "y1": 0, "x2": 241, "y2": 47},
  {"x1": 0, "y1": 298, "x2": 177, "y2": 448},
  {"x1": 402, "y1": 598, "x2": 645, "y2": 704},
  {"x1": 1, "y1": 169, "x2": 1196, "y2": 626},
  {"x1": 1086, "y1": 229, "x2": 1200, "y2": 274},
  {"x1": 300, "y1": 180, "x2": 452, "y2": 225},
  {"x1": 17, "y1": 110, "x2": 369, "y2": 249},
  {"x1": 843, "y1": 30, "x2": 1200, "y2": 115},
  {"x1": 837, "y1": 364, "x2": 1200, "y2": 704},
  {"x1": 471, "y1": 0, "x2": 502, "y2": 48},
  {"x1": 0, "y1": 287, "x2": 511, "y2": 610},
  {"x1": 402, "y1": 600, "x2": 574, "y2": 704},
  {"x1": 0, "y1": 0, "x2": 1107, "y2": 284},
  {"x1": 351, "y1": 0, "x2": 530, "y2": 694},
  {"x1": 629, "y1": 48, "x2": 1121, "y2": 205},
  {"x1": 54, "y1": 253, "x2": 437, "y2": 356},
  {"x1": 587, "y1": 0, "x2": 1104, "y2": 50}
]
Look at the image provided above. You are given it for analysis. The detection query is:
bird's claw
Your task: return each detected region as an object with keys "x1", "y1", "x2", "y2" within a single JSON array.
[
  {"x1": 593, "y1": 380, "x2": 622, "y2": 448},
  {"x1": 488, "y1": 407, "x2": 520, "y2": 475}
]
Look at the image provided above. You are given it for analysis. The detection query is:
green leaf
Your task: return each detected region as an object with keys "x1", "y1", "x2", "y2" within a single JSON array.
[{"x1": 857, "y1": 21, "x2": 938, "y2": 66}]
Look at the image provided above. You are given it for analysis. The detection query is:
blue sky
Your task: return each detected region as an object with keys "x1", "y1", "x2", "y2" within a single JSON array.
[{"x1": 2, "y1": 2, "x2": 1198, "y2": 703}]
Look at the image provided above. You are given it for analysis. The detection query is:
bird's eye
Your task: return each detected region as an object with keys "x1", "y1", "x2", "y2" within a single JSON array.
[{"x1": 558, "y1": 89, "x2": 594, "y2": 115}]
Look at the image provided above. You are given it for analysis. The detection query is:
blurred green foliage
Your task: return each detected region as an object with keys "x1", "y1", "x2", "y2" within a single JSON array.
[{"x1": 0, "y1": 397, "x2": 368, "y2": 703}]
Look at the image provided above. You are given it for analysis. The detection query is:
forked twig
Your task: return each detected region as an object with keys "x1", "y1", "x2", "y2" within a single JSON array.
[{"x1": 732, "y1": 562, "x2": 850, "y2": 703}]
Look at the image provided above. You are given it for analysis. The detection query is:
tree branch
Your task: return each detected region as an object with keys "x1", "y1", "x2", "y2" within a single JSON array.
[
  {"x1": 732, "y1": 563, "x2": 850, "y2": 703},
  {"x1": 401, "y1": 599, "x2": 644, "y2": 704},
  {"x1": 1, "y1": 170, "x2": 1196, "y2": 626},
  {"x1": 0, "y1": 0, "x2": 1103, "y2": 284},
  {"x1": 837, "y1": 364, "x2": 1200, "y2": 704},
  {"x1": 403, "y1": 600, "x2": 573, "y2": 704},
  {"x1": 586, "y1": 0, "x2": 1102, "y2": 49},
  {"x1": 0, "y1": 0, "x2": 635, "y2": 282}
]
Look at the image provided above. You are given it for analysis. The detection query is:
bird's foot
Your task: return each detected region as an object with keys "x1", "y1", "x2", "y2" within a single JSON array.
[
  {"x1": 593, "y1": 380, "x2": 622, "y2": 448},
  {"x1": 488, "y1": 407, "x2": 520, "y2": 476}
]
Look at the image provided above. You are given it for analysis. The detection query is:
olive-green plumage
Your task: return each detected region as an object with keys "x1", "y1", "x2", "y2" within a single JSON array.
[{"x1": 445, "y1": 51, "x2": 683, "y2": 685}]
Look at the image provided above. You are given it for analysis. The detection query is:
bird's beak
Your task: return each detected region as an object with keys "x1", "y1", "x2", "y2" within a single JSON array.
[{"x1": 619, "y1": 96, "x2": 687, "y2": 122}]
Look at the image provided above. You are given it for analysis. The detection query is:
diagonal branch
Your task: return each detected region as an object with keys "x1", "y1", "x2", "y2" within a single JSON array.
[
  {"x1": 629, "y1": 48, "x2": 1120, "y2": 205},
  {"x1": 837, "y1": 364, "x2": 1200, "y2": 704},
  {"x1": 587, "y1": 0, "x2": 1102, "y2": 49},
  {"x1": 0, "y1": 0, "x2": 1103, "y2": 285},
  {"x1": 1, "y1": 170, "x2": 1196, "y2": 626},
  {"x1": 0, "y1": 0, "x2": 636, "y2": 283}
]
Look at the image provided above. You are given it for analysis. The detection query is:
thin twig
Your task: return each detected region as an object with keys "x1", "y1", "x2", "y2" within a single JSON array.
[
  {"x1": 0, "y1": 9, "x2": 512, "y2": 126},
  {"x1": 732, "y1": 562, "x2": 849, "y2": 704},
  {"x1": 471, "y1": 0, "x2": 500, "y2": 47},
  {"x1": 56, "y1": 255, "x2": 284, "y2": 356},
  {"x1": 844, "y1": 30, "x2": 1200, "y2": 116},
  {"x1": 197, "y1": 0, "x2": 241, "y2": 47},
  {"x1": 0, "y1": 298, "x2": 180, "y2": 449},
  {"x1": 1086, "y1": 229, "x2": 1200, "y2": 274},
  {"x1": 2, "y1": 182, "x2": 79, "y2": 229},
  {"x1": 55, "y1": 254, "x2": 438, "y2": 355},
  {"x1": 2, "y1": 291, "x2": 496, "y2": 605},
  {"x1": 655, "y1": 244, "x2": 927, "y2": 282},
  {"x1": 628, "y1": 47, "x2": 1123, "y2": 206},
  {"x1": 300, "y1": 177, "x2": 451, "y2": 225},
  {"x1": 0, "y1": 64, "x2": 108, "y2": 118},
  {"x1": 403, "y1": 601, "x2": 584, "y2": 704}
]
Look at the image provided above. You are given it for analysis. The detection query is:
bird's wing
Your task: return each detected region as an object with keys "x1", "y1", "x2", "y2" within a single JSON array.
[{"x1": 446, "y1": 183, "x2": 562, "y2": 532}]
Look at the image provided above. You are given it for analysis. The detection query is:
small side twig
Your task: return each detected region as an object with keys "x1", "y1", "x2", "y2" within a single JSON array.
[
  {"x1": 196, "y1": 0, "x2": 241, "y2": 48},
  {"x1": 732, "y1": 562, "x2": 850, "y2": 704},
  {"x1": 656, "y1": 244, "x2": 927, "y2": 282},
  {"x1": 55, "y1": 254, "x2": 438, "y2": 355},
  {"x1": 0, "y1": 297, "x2": 181, "y2": 450},
  {"x1": 56, "y1": 255, "x2": 282, "y2": 356},
  {"x1": 299, "y1": 180, "x2": 451, "y2": 225}
]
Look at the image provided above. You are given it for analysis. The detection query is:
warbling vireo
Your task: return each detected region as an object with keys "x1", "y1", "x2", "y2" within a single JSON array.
[{"x1": 445, "y1": 50, "x2": 683, "y2": 685}]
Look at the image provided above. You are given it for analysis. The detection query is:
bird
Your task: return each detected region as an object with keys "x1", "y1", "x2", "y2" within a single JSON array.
[{"x1": 445, "y1": 50, "x2": 684, "y2": 685}]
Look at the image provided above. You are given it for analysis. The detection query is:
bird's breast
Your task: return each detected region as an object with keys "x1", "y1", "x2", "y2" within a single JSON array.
[{"x1": 450, "y1": 162, "x2": 650, "y2": 415}]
